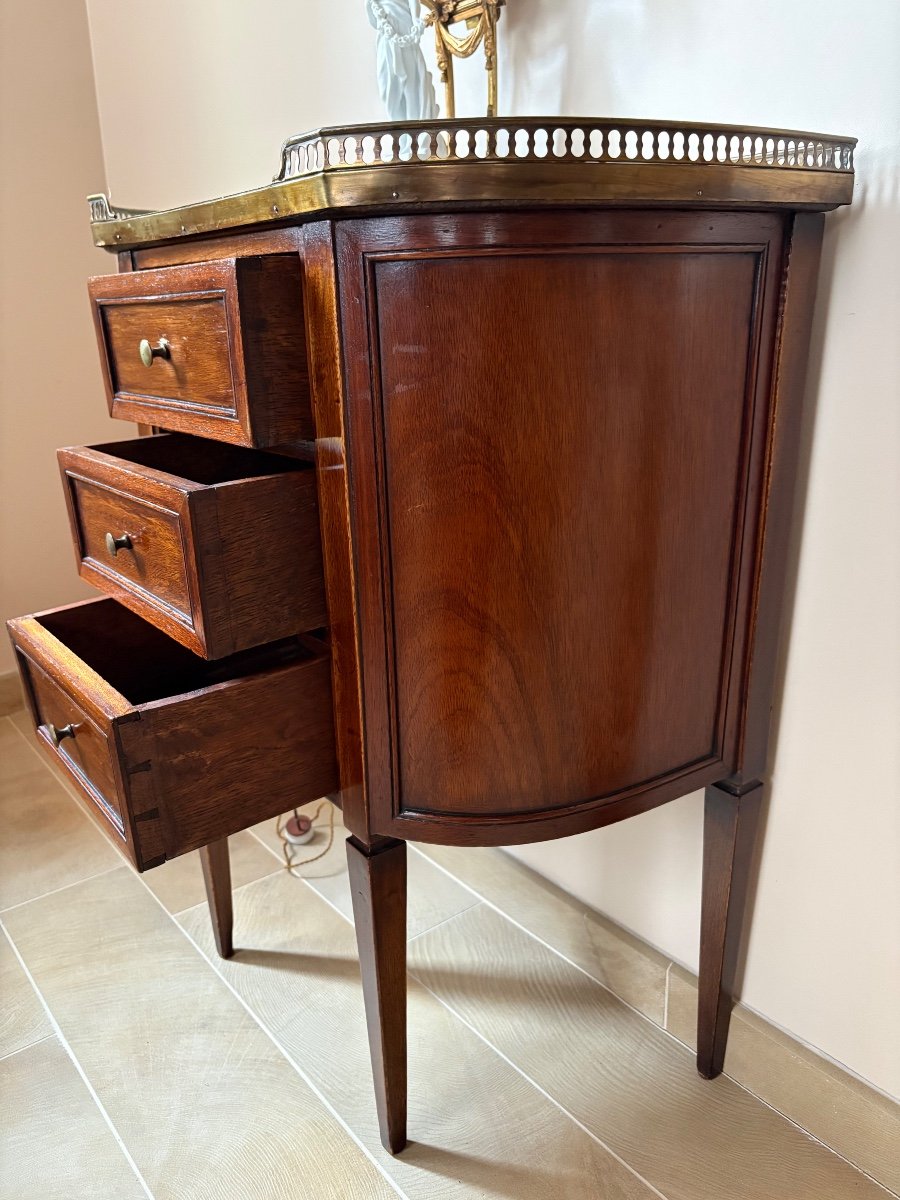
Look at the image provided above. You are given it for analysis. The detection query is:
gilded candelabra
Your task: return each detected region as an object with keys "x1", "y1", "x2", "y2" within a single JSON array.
[{"x1": 420, "y1": 0, "x2": 505, "y2": 118}]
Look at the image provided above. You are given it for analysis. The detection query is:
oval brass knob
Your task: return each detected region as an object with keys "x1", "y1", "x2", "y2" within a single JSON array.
[
  {"x1": 105, "y1": 531, "x2": 133, "y2": 556},
  {"x1": 46, "y1": 722, "x2": 76, "y2": 747},
  {"x1": 139, "y1": 337, "x2": 170, "y2": 367}
]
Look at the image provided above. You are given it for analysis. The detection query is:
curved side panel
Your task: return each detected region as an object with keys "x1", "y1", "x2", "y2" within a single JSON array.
[{"x1": 337, "y1": 211, "x2": 785, "y2": 846}]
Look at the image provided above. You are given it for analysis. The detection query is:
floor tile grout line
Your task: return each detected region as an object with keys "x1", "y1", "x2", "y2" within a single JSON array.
[
  {"x1": 0, "y1": 864, "x2": 122, "y2": 915},
  {"x1": 237, "y1": 836, "x2": 480, "y2": 947},
  {"x1": 238, "y1": 861, "x2": 677, "y2": 1192},
  {"x1": 4, "y1": 727, "x2": 296, "y2": 917},
  {"x1": 297, "y1": 869, "x2": 363, "y2": 928},
  {"x1": 405, "y1": 900, "x2": 482, "y2": 945},
  {"x1": 0, "y1": 1033, "x2": 56, "y2": 1064},
  {"x1": 283, "y1": 859, "x2": 485, "y2": 950},
  {"x1": 246, "y1": 826, "x2": 286, "y2": 862},
  {"x1": 11, "y1": 751, "x2": 892, "y2": 1195},
  {"x1": 237, "y1": 866, "x2": 678, "y2": 1196},
  {"x1": 675, "y1": 975, "x2": 900, "y2": 1109},
  {"x1": 131, "y1": 870, "x2": 412, "y2": 1200},
  {"x1": 0, "y1": 922, "x2": 156, "y2": 1200},
  {"x1": 269, "y1": 834, "x2": 900, "y2": 1192},
  {"x1": 285, "y1": 877, "x2": 674, "y2": 1197},
  {"x1": 409, "y1": 845, "x2": 671, "y2": 1028},
  {"x1": 245, "y1": 827, "x2": 364, "y2": 904},
  {"x1": 659, "y1": 1025, "x2": 900, "y2": 1198},
  {"x1": 275, "y1": 850, "x2": 900, "y2": 1197},
  {"x1": 40, "y1": 854, "x2": 900, "y2": 1200},
  {"x1": 409, "y1": 965, "x2": 671, "y2": 1200},
  {"x1": 31, "y1": 793, "x2": 894, "y2": 1124},
  {"x1": 0, "y1": 778, "x2": 402, "y2": 1200},
  {"x1": 410, "y1": 963, "x2": 900, "y2": 1200},
  {"x1": 246, "y1": 823, "x2": 353, "y2": 878},
  {"x1": 168, "y1": 863, "x2": 285, "y2": 919},
  {"x1": 409, "y1": 847, "x2": 900, "y2": 1192},
  {"x1": 246, "y1": 827, "x2": 479, "y2": 945},
  {"x1": 5, "y1": 712, "x2": 131, "y2": 825}
]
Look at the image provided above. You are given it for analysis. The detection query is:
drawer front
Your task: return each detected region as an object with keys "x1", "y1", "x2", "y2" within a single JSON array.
[
  {"x1": 60, "y1": 435, "x2": 327, "y2": 660},
  {"x1": 102, "y1": 294, "x2": 235, "y2": 410},
  {"x1": 17, "y1": 652, "x2": 124, "y2": 834},
  {"x1": 89, "y1": 257, "x2": 313, "y2": 448},
  {"x1": 68, "y1": 474, "x2": 193, "y2": 623},
  {"x1": 7, "y1": 599, "x2": 339, "y2": 867}
]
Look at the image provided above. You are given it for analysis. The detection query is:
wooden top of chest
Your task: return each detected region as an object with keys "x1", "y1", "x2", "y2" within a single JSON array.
[{"x1": 88, "y1": 117, "x2": 855, "y2": 250}]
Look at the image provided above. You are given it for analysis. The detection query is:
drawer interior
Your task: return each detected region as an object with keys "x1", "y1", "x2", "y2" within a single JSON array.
[
  {"x1": 37, "y1": 598, "x2": 320, "y2": 707},
  {"x1": 93, "y1": 433, "x2": 307, "y2": 486}
]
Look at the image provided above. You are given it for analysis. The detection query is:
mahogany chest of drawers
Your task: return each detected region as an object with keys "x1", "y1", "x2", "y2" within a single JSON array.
[{"x1": 8, "y1": 117, "x2": 855, "y2": 1153}]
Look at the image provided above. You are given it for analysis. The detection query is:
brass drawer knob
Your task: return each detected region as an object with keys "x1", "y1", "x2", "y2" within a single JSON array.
[
  {"x1": 105, "y1": 531, "x2": 133, "y2": 556},
  {"x1": 46, "y1": 722, "x2": 76, "y2": 747},
  {"x1": 139, "y1": 337, "x2": 170, "y2": 367}
]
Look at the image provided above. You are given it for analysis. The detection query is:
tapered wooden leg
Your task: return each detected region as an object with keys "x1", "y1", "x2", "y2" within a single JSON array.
[
  {"x1": 346, "y1": 836, "x2": 407, "y2": 1154},
  {"x1": 199, "y1": 837, "x2": 233, "y2": 959},
  {"x1": 697, "y1": 780, "x2": 763, "y2": 1078}
]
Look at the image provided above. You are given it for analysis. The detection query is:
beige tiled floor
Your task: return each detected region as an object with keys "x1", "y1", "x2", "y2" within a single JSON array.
[
  {"x1": 1, "y1": 710, "x2": 896, "y2": 1199},
  {"x1": 665, "y1": 965, "x2": 900, "y2": 1195}
]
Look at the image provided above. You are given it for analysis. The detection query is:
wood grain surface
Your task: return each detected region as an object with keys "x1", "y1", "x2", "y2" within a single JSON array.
[
  {"x1": 64, "y1": 469, "x2": 193, "y2": 622},
  {"x1": 21, "y1": 653, "x2": 125, "y2": 831},
  {"x1": 336, "y1": 210, "x2": 786, "y2": 845},
  {"x1": 100, "y1": 294, "x2": 235, "y2": 408},
  {"x1": 347, "y1": 838, "x2": 408, "y2": 1153},
  {"x1": 60, "y1": 434, "x2": 326, "y2": 658},
  {"x1": 698, "y1": 780, "x2": 764, "y2": 1079},
  {"x1": 89, "y1": 256, "x2": 314, "y2": 447},
  {"x1": 299, "y1": 222, "x2": 370, "y2": 842},
  {"x1": 199, "y1": 837, "x2": 234, "y2": 959},
  {"x1": 24, "y1": 196, "x2": 837, "y2": 1162},
  {"x1": 2, "y1": 712, "x2": 885, "y2": 1198},
  {"x1": 8, "y1": 598, "x2": 339, "y2": 869},
  {"x1": 380, "y1": 249, "x2": 754, "y2": 809}
]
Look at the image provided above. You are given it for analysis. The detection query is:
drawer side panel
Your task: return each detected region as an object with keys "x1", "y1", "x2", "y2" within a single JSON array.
[{"x1": 140, "y1": 653, "x2": 339, "y2": 856}]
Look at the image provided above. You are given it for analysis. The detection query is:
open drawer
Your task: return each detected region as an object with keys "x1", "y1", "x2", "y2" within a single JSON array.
[
  {"x1": 7, "y1": 597, "x2": 339, "y2": 871},
  {"x1": 58, "y1": 433, "x2": 326, "y2": 659},
  {"x1": 88, "y1": 256, "x2": 313, "y2": 448}
]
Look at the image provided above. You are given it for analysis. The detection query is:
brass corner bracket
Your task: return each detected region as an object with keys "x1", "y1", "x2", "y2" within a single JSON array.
[{"x1": 420, "y1": 0, "x2": 506, "y2": 118}]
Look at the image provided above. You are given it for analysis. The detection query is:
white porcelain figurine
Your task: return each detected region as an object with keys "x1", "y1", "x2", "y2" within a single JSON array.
[{"x1": 366, "y1": 0, "x2": 438, "y2": 121}]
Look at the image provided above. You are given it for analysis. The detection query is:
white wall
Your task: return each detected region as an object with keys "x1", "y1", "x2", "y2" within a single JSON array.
[
  {"x1": 0, "y1": 0, "x2": 126, "y2": 673},
  {"x1": 84, "y1": 0, "x2": 900, "y2": 1098},
  {"x1": 495, "y1": 0, "x2": 900, "y2": 1102},
  {"x1": 85, "y1": 1, "x2": 382, "y2": 209}
]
